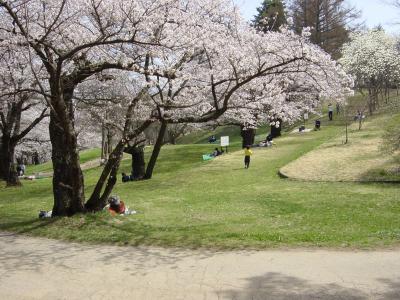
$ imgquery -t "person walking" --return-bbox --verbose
[244,146,253,169]
[328,103,334,121]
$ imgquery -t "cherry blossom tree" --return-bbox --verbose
[0,0,352,215]
[340,30,400,114]
[0,44,48,186]
[0,0,221,215]
[86,24,352,208]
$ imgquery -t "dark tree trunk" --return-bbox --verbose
[49,87,85,217]
[241,126,256,148]
[0,145,5,181]
[169,135,177,145]
[86,118,154,212]
[0,136,20,186]
[145,121,167,179]
[270,118,282,139]
[368,85,379,115]
[130,146,146,180]
[85,142,125,212]
[107,129,113,155]
[33,152,40,165]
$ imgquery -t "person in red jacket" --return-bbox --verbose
[108,196,126,215]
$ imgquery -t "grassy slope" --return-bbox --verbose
[1,120,399,249]
[25,148,102,175]
[177,125,269,145]
[280,113,400,182]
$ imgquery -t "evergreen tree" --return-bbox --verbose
[288,0,361,59]
[252,0,287,32]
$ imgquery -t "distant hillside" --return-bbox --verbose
[177,125,270,145]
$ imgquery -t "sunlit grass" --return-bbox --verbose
[1,118,399,249]
[280,113,400,182]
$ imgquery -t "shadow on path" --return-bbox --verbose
[221,272,400,300]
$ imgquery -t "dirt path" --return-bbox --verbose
[1,233,399,299]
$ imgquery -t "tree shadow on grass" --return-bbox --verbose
[359,167,400,183]
[0,218,58,234]
[220,272,400,300]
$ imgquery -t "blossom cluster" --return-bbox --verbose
[0,0,353,149]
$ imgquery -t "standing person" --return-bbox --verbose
[244,146,253,169]
[328,103,334,121]
[20,163,26,176]
[16,164,22,177]
[336,103,340,115]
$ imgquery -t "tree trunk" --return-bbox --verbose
[368,86,378,115]
[241,126,256,148]
[85,142,125,212]
[270,118,282,139]
[49,87,85,217]
[33,152,40,165]
[0,145,6,181]
[169,135,177,145]
[0,136,20,186]
[145,121,167,179]
[131,146,146,180]
[107,129,113,155]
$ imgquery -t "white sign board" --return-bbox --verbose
[221,136,229,147]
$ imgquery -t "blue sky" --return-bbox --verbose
[233,0,399,34]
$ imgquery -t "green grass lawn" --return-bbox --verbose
[1,115,399,249]
[26,148,102,175]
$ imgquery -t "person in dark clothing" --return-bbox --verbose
[211,148,222,157]
[328,103,333,121]
[121,173,131,183]
[208,135,216,143]
[16,165,22,176]
[315,120,321,130]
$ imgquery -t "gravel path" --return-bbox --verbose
[1,232,399,299]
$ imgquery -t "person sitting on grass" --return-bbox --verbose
[121,172,131,183]
[213,147,222,157]
[315,119,321,130]
[108,196,126,215]
[107,195,137,216]
[266,134,275,147]
[256,135,274,147]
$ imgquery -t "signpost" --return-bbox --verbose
[221,136,229,153]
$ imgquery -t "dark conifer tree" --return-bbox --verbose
[252,0,287,32]
[288,0,361,59]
